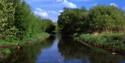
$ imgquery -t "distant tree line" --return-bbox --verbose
[58,6,125,35]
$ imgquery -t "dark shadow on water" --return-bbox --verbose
[58,35,125,63]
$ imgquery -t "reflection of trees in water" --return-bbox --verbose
[89,49,124,63]
[58,36,90,59]
[1,36,55,63]
[58,35,125,63]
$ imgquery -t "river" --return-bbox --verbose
[1,35,125,63]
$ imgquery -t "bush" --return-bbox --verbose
[78,32,125,50]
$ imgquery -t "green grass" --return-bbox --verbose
[77,32,125,51]
[0,32,49,45]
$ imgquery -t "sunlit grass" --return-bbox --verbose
[77,32,125,51]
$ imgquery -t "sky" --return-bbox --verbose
[25,0,125,22]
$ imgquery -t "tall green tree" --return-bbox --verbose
[88,6,125,32]
[0,0,55,40]
[58,8,88,34]
[58,6,125,35]
[0,0,17,37]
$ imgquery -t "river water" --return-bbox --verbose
[1,35,125,63]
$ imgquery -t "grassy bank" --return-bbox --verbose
[75,32,125,52]
[0,32,50,60]
[0,32,49,46]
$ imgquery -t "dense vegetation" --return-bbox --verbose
[58,6,125,34]
[0,0,55,44]
[88,6,125,32]
[58,8,88,34]
[78,32,125,51]
[0,0,55,59]
[58,6,125,52]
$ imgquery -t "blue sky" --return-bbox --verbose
[25,0,125,22]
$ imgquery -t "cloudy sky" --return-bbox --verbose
[25,0,125,22]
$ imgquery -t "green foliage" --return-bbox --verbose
[40,19,55,33]
[88,6,125,32]
[58,6,125,34]
[58,6,125,51]
[58,8,88,34]
[78,32,125,50]
[79,34,96,43]
[0,0,17,37]
[79,33,124,44]
[0,0,54,43]
[0,0,55,59]
[0,0,55,60]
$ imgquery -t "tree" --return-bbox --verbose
[58,8,88,34]
[0,0,17,37]
[14,0,32,39]
[0,0,55,40]
[88,6,125,32]
[41,19,55,33]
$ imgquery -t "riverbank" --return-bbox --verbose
[0,32,50,60]
[0,35,55,63]
[75,32,125,53]
[0,32,50,46]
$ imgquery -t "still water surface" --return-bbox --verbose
[36,37,90,63]
[36,36,125,63]
[1,36,125,63]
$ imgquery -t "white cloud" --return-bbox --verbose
[110,3,118,7]
[56,0,77,8]
[34,8,49,18]
[27,0,78,22]
[34,8,62,22]
[59,10,63,13]
[63,1,77,8]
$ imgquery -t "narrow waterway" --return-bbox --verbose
[36,36,90,63]
[36,37,64,63]
[1,35,125,63]
[35,36,125,63]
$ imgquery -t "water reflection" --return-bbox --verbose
[1,35,125,63]
[58,35,125,63]
[0,35,55,63]
[36,37,63,63]
[58,36,90,60]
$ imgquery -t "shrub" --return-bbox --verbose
[78,32,125,50]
